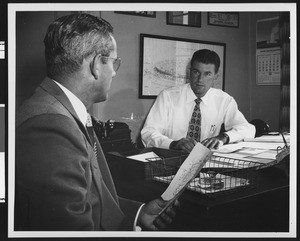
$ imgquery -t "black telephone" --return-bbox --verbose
[250,119,270,137]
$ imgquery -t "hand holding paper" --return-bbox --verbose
[160,143,212,206]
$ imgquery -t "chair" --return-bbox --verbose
[250,119,270,137]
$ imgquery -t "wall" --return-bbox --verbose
[249,12,281,131]
[94,11,252,142]
[16,11,74,108]
[16,11,281,143]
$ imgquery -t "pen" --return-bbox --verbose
[209,125,216,135]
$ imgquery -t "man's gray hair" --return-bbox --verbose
[44,13,114,78]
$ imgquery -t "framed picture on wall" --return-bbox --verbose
[166,11,201,27]
[207,12,239,28]
[139,34,226,98]
[114,11,156,18]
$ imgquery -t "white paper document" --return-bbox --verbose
[161,143,212,201]
[212,143,242,153]
[238,141,286,150]
[127,151,159,162]
[244,134,290,143]
[214,141,286,153]
[251,150,278,160]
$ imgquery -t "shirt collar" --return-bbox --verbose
[201,88,212,106]
[52,79,88,126]
[186,84,198,103]
[186,83,212,106]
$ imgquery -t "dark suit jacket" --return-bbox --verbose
[15,78,142,231]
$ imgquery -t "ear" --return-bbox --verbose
[213,72,219,81]
[90,53,102,80]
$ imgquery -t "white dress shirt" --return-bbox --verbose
[141,83,255,149]
[53,80,88,126]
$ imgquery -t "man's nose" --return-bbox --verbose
[196,73,203,81]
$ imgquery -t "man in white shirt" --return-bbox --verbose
[15,13,178,231]
[141,49,255,153]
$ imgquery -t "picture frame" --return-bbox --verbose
[139,34,226,98]
[166,11,201,28]
[114,11,156,18]
[207,12,239,28]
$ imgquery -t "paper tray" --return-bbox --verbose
[149,155,262,197]
[154,172,251,196]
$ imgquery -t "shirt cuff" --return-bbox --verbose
[162,138,173,149]
[222,132,230,144]
[133,203,145,231]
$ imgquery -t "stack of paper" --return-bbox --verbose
[244,134,290,143]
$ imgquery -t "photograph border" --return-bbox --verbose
[114,11,156,18]
[6,3,297,239]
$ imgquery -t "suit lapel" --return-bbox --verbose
[41,78,125,230]
[40,78,92,145]
[90,129,125,230]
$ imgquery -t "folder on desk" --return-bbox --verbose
[107,147,188,180]
[244,134,290,143]
[211,137,289,169]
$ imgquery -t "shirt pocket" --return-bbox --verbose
[201,122,222,140]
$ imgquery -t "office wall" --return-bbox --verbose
[95,11,252,142]
[16,11,73,108]
[16,11,282,142]
[248,12,281,131]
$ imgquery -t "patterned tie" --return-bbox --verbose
[86,113,123,230]
[187,98,201,142]
[86,113,98,158]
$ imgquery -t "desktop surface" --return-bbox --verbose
[107,150,289,232]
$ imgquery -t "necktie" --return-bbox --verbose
[86,113,123,230]
[187,98,201,142]
[86,113,98,158]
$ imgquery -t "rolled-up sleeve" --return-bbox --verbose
[141,91,174,149]
[223,97,256,143]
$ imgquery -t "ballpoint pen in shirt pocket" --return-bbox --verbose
[209,125,216,137]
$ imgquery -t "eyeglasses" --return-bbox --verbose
[100,56,121,72]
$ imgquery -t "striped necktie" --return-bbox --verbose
[187,98,201,142]
[86,113,98,158]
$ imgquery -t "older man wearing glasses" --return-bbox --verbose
[15,13,179,231]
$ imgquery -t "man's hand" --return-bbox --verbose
[169,138,197,153]
[137,198,180,231]
[201,133,229,149]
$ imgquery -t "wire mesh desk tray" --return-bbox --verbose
[146,154,264,197]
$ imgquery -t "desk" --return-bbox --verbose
[107,152,289,232]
